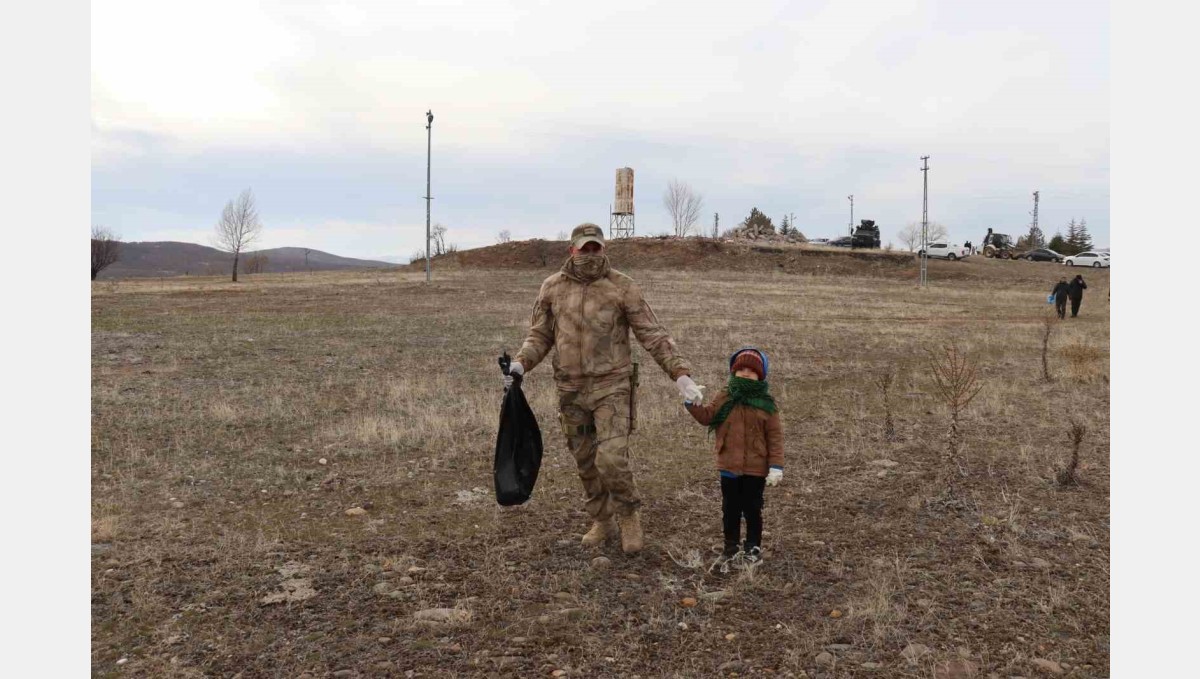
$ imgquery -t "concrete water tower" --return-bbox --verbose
[609,167,635,239]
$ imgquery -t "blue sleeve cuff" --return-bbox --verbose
[770,465,783,470]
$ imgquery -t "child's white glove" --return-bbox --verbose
[504,360,524,389]
[676,375,705,404]
[766,468,783,487]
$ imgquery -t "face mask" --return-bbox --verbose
[572,253,606,278]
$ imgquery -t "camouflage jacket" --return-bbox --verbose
[515,259,691,389]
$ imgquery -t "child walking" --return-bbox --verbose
[684,347,784,566]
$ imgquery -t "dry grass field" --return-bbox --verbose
[92,253,1109,678]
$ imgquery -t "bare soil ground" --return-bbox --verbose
[92,251,1110,678]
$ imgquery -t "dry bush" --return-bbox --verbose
[1056,421,1086,487]
[1040,313,1055,382]
[873,367,900,442]
[926,344,983,496]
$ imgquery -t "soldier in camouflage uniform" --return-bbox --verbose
[505,224,703,553]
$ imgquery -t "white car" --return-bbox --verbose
[918,242,969,260]
[1063,251,1110,268]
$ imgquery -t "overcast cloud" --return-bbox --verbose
[92,0,1108,259]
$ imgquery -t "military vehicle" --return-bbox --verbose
[851,219,881,249]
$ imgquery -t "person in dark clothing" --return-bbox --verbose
[1051,277,1070,319]
[982,228,993,249]
[1067,275,1087,317]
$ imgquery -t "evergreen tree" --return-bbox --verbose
[740,207,775,233]
[779,215,790,236]
[1060,219,1081,255]
[1048,232,1067,253]
[1074,218,1093,252]
[1025,224,1046,249]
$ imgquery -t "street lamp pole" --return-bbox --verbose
[425,109,434,284]
[848,195,854,235]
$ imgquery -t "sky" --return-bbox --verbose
[91,0,1109,260]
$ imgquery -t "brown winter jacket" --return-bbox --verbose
[515,257,691,389]
[685,390,784,477]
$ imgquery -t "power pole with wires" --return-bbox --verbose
[919,156,930,287]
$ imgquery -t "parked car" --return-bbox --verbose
[829,236,853,248]
[1063,251,1110,268]
[809,237,831,244]
[918,242,969,260]
[1018,248,1064,263]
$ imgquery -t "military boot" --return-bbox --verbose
[581,517,617,547]
[617,510,644,553]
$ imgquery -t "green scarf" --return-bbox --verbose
[709,376,776,433]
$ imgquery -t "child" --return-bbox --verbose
[684,347,784,565]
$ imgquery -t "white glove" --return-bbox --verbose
[676,375,705,404]
[504,360,524,389]
[766,468,783,487]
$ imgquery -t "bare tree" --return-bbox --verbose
[497,229,512,244]
[431,223,448,256]
[556,230,568,241]
[663,180,704,237]
[242,254,268,275]
[213,189,263,282]
[901,221,949,252]
[303,248,312,273]
[91,225,121,280]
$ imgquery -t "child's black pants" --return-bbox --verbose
[720,475,766,549]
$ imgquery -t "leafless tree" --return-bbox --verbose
[556,230,568,241]
[431,223,448,256]
[900,221,949,252]
[213,189,263,282]
[497,229,512,244]
[91,225,121,280]
[242,254,268,275]
[303,248,312,273]
[663,180,704,237]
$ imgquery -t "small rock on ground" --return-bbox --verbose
[718,660,745,672]
[591,556,611,569]
[413,608,472,624]
[815,652,835,666]
[344,507,367,516]
[1030,658,1064,675]
[933,658,979,679]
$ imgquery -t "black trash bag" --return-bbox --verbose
[493,353,543,506]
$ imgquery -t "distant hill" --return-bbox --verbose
[98,241,398,279]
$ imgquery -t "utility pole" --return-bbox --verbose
[1031,190,1040,239]
[424,109,434,283]
[848,195,854,235]
[713,212,719,239]
[919,156,930,287]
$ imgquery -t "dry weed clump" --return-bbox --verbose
[1059,338,1107,383]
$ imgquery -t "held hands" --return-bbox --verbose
[504,360,524,389]
[766,468,783,487]
[676,375,705,404]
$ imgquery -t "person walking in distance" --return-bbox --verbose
[506,223,702,554]
[1068,274,1088,318]
[1051,277,1070,320]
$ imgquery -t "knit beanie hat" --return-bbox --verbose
[730,349,765,380]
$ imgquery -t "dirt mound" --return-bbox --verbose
[408,237,919,279]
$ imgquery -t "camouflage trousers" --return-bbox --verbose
[557,381,639,520]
